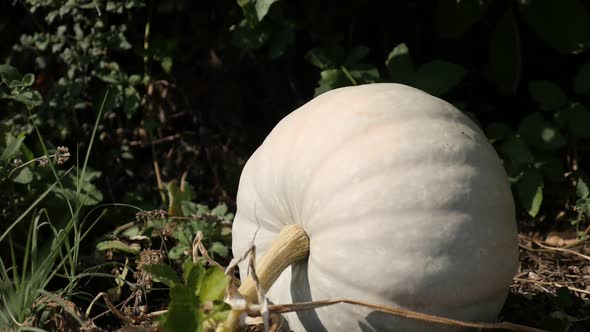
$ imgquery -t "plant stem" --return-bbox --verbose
[341,66,358,85]
[218,224,309,332]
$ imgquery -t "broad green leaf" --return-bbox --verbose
[200,266,229,302]
[528,81,567,111]
[181,201,210,218]
[21,73,35,87]
[577,178,589,198]
[211,203,228,217]
[210,242,229,258]
[174,226,193,247]
[13,166,33,184]
[10,90,43,110]
[409,60,466,97]
[255,0,280,21]
[0,64,22,84]
[518,113,565,150]
[385,43,414,84]
[499,137,533,165]
[518,0,590,54]
[142,264,181,287]
[435,0,490,38]
[183,259,205,292]
[573,61,590,95]
[489,10,521,95]
[181,201,199,217]
[305,46,344,70]
[167,180,195,217]
[1,132,25,162]
[159,284,201,332]
[515,168,544,217]
[314,69,350,96]
[348,65,380,83]
[168,245,188,260]
[52,171,103,206]
[96,240,141,254]
[486,122,513,142]
[123,86,140,118]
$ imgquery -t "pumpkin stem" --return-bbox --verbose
[218,224,309,332]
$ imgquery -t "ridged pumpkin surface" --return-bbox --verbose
[232,83,518,331]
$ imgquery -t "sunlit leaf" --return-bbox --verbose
[515,168,544,217]
[385,43,414,84]
[200,266,229,302]
[13,167,33,184]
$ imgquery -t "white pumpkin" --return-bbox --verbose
[231,83,518,331]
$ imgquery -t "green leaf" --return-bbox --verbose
[305,46,344,70]
[210,242,229,258]
[142,264,181,287]
[314,69,350,96]
[409,60,466,97]
[183,259,205,292]
[96,240,141,254]
[489,10,521,95]
[528,81,567,111]
[236,0,258,24]
[211,203,228,217]
[486,122,513,142]
[385,43,414,84]
[159,284,201,332]
[123,86,140,118]
[0,64,22,84]
[10,90,43,110]
[515,168,544,217]
[435,0,490,38]
[348,65,380,83]
[167,180,195,216]
[499,137,534,165]
[518,113,565,150]
[1,132,25,162]
[255,0,280,21]
[168,245,188,260]
[21,73,35,87]
[200,266,229,302]
[13,166,33,184]
[577,178,589,198]
[174,226,193,247]
[181,201,210,218]
[52,171,103,206]
[573,61,590,95]
[518,0,590,54]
